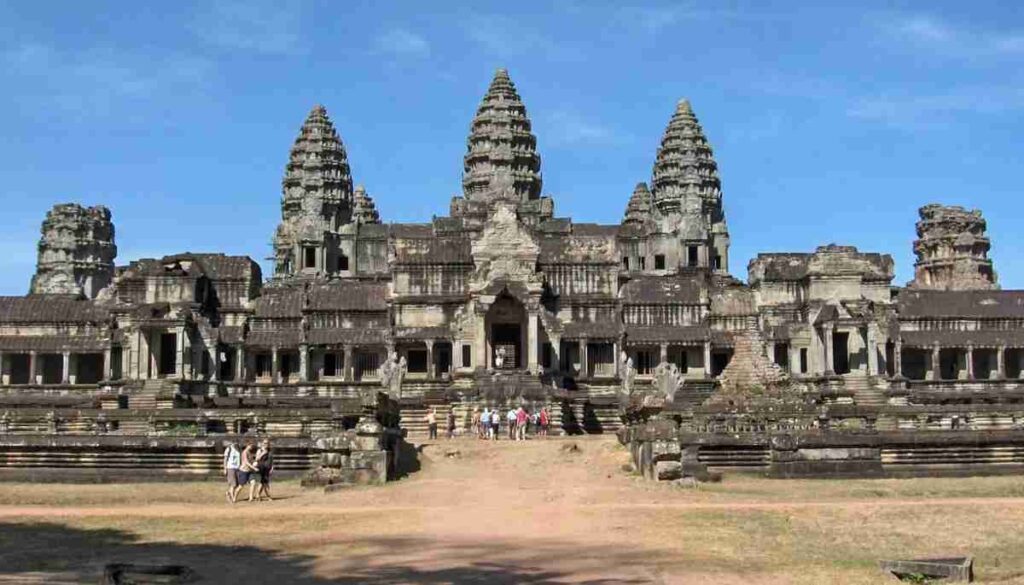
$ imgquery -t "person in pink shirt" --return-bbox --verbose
[515,407,528,441]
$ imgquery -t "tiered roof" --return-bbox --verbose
[650,99,722,218]
[281,104,353,224]
[462,69,542,202]
[622,182,653,225]
[351,185,381,225]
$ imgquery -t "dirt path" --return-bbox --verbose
[4,436,1024,584]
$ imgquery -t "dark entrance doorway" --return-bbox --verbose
[486,292,526,370]
[491,323,521,369]
[832,331,850,375]
[158,333,177,377]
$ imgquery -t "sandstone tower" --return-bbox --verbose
[451,68,552,228]
[909,203,998,290]
[29,203,116,299]
[272,104,380,278]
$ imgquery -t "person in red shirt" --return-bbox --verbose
[539,407,549,437]
[515,407,528,441]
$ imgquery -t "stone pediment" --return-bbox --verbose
[470,201,541,294]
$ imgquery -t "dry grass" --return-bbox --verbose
[2,437,1024,583]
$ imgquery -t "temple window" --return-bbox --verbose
[621,256,629,270]
[462,345,472,368]
[304,247,317,269]
[654,255,666,270]
[406,349,427,373]
[338,253,349,272]
[687,246,699,267]
[635,349,655,375]
[324,353,338,377]
[639,256,646,270]
[799,348,808,374]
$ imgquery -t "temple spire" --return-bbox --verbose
[650,98,721,219]
[280,104,353,225]
[352,185,381,225]
[462,68,542,203]
[622,182,653,225]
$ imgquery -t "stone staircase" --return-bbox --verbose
[127,379,179,410]
[843,376,887,407]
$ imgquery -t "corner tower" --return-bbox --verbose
[272,105,360,277]
[909,203,998,290]
[30,203,116,299]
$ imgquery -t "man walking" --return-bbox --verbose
[516,407,528,441]
[426,408,438,440]
[222,440,241,503]
[506,407,517,440]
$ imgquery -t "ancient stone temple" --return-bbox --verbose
[3,68,1024,481]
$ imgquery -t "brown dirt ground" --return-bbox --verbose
[2,435,1024,584]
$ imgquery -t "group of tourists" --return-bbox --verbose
[222,439,274,503]
[424,406,550,441]
[472,406,549,440]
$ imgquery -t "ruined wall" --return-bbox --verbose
[29,203,116,299]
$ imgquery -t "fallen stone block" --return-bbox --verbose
[879,557,973,582]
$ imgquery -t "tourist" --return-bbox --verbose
[426,408,438,440]
[480,407,490,440]
[516,407,528,441]
[222,440,241,503]
[539,407,549,437]
[255,438,274,501]
[471,408,481,439]
[506,407,517,440]
[236,442,259,503]
[490,409,500,440]
[446,408,456,439]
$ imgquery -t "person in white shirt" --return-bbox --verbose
[506,408,517,440]
[222,441,241,503]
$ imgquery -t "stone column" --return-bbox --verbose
[210,345,220,383]
[930,344,940,381]
[787,344,800,375]
[659,343,668,364]
[343,345,353,382]
[426,340,435,379]
[613,341,620,377]
[866,324,879,376]
[527,311,539,374]
[965,346,975,381]
[894,339,903,378]
[579,338,588,378]
[476,314,487,369]
[29,350,38,385]
[61,351,70,384]
[703,341,713,379]
[823,324,835,376]
[550,336,561,373]
[236,347,245,381]
[175,329,186,379]
[997,346,1007,380]
[298,344,309,382]
[271,347,280,384]
[69,353,78,384]
[102,347,112,381]
[0,351,6,385]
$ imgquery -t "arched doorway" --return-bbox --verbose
[486,293,526,370]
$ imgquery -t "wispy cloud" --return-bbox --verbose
[540,110,620,147]
[462,13,578,60]
[191,0,303,55]
[2,42,210,118]
[374,28,430,58]
[881,13,1024,58]
[847,86,1024,128]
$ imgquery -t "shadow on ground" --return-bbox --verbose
[0,522,674,584]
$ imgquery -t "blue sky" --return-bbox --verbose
[1,1,1022,294]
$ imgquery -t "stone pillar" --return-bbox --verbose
[613,341,620,377]
[703,341,712,380]
[0,351,6,385]
[997,346,1007,380]
[236,347,245,381]
[29,350,38,385]
[210,345,220,383]
[61,351,71,384]
[343,345,353,382]
[659,343,668,364]
[271,347,280,384]
[966,346,975,381]
[527,312,539,374]
[823,324,835,376]
[69,353,78,384]
[426,340,435,379]
[894,339,903,378]
[579,338,588,378]
[102,347,112,381]
[175,328,186,379]
[476,315,487,369]
[550,336,561,373]
[930,344,940,381]
[299,344,309,382]
[866,324,879,376]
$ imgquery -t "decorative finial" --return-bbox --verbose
[676,99,692,114]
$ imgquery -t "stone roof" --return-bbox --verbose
[252,289,304,319]
[392,236,473,265]
[0,334,108,352]
[561,321,622,340]
[749,245,894,284]
[462,69,542,202]
[0,296,108,324]
[307,328,388,345]
[624,325,707,344]
[307,282,388,312]
[900,329,1024,348]
[898,290,1024,319]
[247,329,302,348]
[620,276,705,304]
